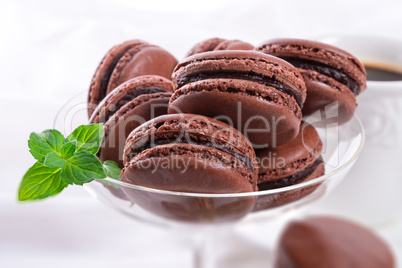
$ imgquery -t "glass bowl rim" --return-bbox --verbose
[100,115,365,198]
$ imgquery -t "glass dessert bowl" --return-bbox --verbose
[88,115,363,222]
[55,92,365,267]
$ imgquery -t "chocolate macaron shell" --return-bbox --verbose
[123,113,257,169]
[168,79,301,147]
[186,38,254,57]
[275,216,396,268]
[88,40,150,117]
[256,123,323,183]
[214,40,254,51]
[90,75,174,125]
[100,92,172,168]
[122,143,256,193]
[173,50,307,105]
[106,46,178,94]
[120,188,256,223]
[186,38,225,57]
[256,38,367,92]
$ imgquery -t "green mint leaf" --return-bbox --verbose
[100,161,121,189]
[18,162,68,201]
[43,152,66,168]
[66,124,104,154]
[28,130,65,163]
[102,161,122,181]
[60,141,76,158]
[61,151,106,185]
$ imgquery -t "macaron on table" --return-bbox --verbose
[47,37,376,267]
[275,216,395,268]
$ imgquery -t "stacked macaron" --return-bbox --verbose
[253,123,325,211]
[87,40,178,117]
[89,75,174,168]
[256,38,367,123]
[122,114,258,194]
[169,50,306,147]
[87,37,366,210]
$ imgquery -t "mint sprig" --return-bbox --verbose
[102,160,122,181]
[18,124,122,201]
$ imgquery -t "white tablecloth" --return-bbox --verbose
[1,0,401,267]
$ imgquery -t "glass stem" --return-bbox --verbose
[193,231,216,268]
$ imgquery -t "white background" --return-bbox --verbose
[1,0,401,267]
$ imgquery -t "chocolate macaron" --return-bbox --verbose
[90,75,174,168]
[276,216,396,268]
[253,123,325,211]
[186,37,254,57]
[256,38,367,123]
[122,113,258,193]
[120,113,258,221]
[169,50,306,148]
[256,123,324,190]
[88,40,178,117]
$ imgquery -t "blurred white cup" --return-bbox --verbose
[310,35,402,226]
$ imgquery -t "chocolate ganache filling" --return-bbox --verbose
[258,157,323,191]
[99,50,131,102]
[283,58,360,95]
[104,87,167,122]
[117,87,167,109]
[176,72,304,109]
[129,133,255,172]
